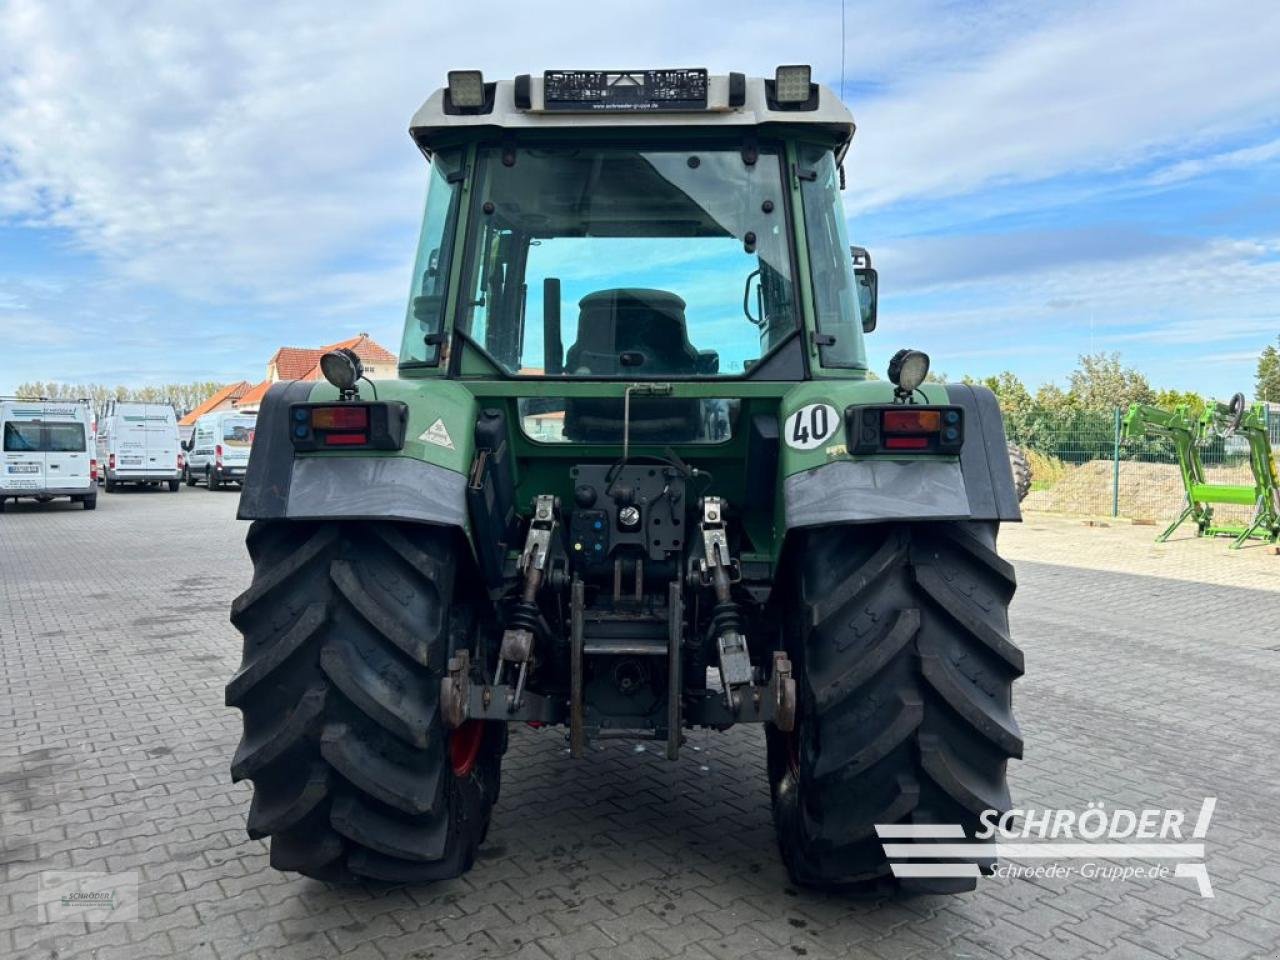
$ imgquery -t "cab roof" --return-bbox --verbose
[409,72,855,157]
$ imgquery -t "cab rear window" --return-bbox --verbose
[47,424,87,452]
[3,422,41,452]
[2,422,86,452]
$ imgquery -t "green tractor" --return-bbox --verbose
[226,67,1024,891]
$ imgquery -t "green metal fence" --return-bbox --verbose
[1013,406,1275,523]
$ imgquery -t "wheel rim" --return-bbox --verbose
[449,720,484,777]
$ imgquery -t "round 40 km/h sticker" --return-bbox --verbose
[784,403,839,450]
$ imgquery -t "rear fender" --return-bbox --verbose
[777,380,1020,533]
[238,379,477,534]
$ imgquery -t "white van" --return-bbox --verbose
[96,401,182,492]
[0,398,97,512]
[184,410,257,489]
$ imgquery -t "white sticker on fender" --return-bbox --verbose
[419,418,454,449]
[784,403,839,450]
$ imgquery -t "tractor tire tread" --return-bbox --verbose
[226,520,500,883]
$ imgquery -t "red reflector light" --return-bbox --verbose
[311,406,369,430]
[884,436,930,450]
[323,432,369,446]
[882,409,941,433]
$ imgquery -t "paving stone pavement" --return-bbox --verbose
[1,490,1278,960]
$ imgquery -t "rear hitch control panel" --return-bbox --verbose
[566,464,686,569]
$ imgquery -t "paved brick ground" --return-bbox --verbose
[2,490,1278,960]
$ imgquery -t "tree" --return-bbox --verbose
[1257,337,1280,404]
[962,371,1035,442]
[1153,389,1207,420]
[1067,352,1154,413]
[11,380,224,416]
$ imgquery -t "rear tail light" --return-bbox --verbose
[177,452,185,469]
[847,404,964,455]
[882,409,941,433]
[289,402,409,452]
[90,459,98,481]
[215,444,223,465]
[108,453,116,470]
[311,406,369,430]
[884,436,931,450]
[323,432,372,446]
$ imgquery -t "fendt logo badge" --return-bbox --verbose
[877,798,1217,897]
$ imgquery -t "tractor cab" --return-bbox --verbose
[400,67,874,390]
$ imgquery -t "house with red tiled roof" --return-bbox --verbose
[236,334,397,413]
[267,347,326,381]
[233,379,273,411]
[178,381,251,436]
[265,334,396,384]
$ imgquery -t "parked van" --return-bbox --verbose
[96,401,182,492]
[0,398,97,511]
[184,411,256,489]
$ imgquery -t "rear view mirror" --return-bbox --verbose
[851,246,878,333]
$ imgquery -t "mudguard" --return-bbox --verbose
[237,379,476,530]
[778,381,1021,530]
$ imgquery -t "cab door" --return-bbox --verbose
[146,405,178,475]
[190,422,212,470]
[44,419,90,489]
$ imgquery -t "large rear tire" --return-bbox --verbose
[226,520,503,882]
[767,521,1022,892]
[1007,444,1032,503]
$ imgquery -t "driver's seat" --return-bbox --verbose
[562,288,712,442]
[565,289,715,376]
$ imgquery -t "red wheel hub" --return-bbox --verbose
[449,720,484,777]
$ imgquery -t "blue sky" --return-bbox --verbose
[1,0,1278,398]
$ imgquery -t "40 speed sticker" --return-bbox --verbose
[784,403,839,450]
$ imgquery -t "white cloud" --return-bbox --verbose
[0,0,923,305]
[1145,136,1280,186]
[848,0,1280,210]
[0,0,1209,306]
[870,233,1280,394]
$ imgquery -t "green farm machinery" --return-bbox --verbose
[1121,395,1280,548]
[225,66,1025,892]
